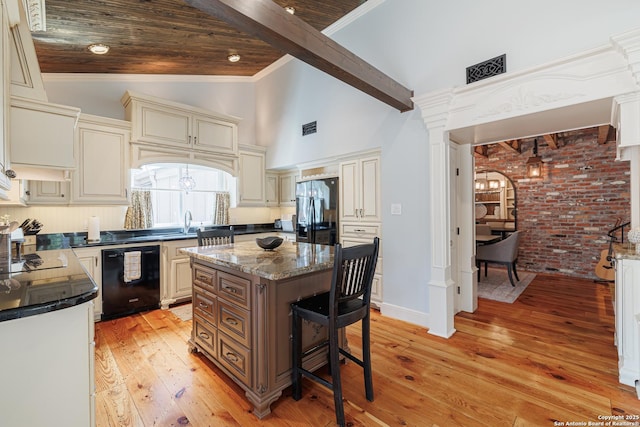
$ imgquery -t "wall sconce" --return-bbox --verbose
[526,138,543,178]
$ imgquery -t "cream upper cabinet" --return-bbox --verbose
[279,171,298,206]
[339,155,381,223]
[10,97,80,170]
[265,173,278,206]
[122,91,239,156]
[71,114,131,205]
[27,180,69,204]
[237,146,265,206]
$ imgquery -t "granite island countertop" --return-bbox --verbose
[180,240,334,281]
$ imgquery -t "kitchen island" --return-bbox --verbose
[180,240,343,418]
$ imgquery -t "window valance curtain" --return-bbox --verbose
[213,192,230,225]
[124,190,154,229]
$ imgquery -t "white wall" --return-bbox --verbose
[43,76,258,147]
[255,0,640,319]
[39,0,640,322]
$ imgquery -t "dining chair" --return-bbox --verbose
[476,230,521,286]
[196,226,234,246]
[291,237,380,427]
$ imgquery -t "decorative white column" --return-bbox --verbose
[414,89,456,338]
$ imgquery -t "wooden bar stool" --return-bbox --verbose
[291,237,380,427]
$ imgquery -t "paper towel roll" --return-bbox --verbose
[88,216,100,242]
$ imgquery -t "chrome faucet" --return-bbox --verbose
[184,210,192,234]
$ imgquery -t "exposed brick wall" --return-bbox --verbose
[474,127,630,279]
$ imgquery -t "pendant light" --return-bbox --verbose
[179,164,196,193]
[526,139,543,178]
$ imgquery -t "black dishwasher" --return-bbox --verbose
[101,245,160,320]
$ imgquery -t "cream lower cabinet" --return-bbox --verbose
[73,246,103,321]
[339,155,381,223]
[341,223,382,307]
[161,239,198,308]
[614,255,640,395]
[0,302,96,427]
[71,114,131,205]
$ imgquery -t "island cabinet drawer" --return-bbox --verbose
[193,264,216,293]
[194,316,217,354]
[217,271,251,310]
[217,300,251,348]
[194,288,217,323]
[218,332,252,387]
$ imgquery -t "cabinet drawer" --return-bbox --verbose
[194,317,217,354]
[218,332,252,387]
[193,263,216,293]
[342,223,380,237]
[217,271,251,309]
[194,288,217,322]
[218,299,251,348]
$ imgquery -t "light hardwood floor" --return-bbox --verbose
[95,273,640,426]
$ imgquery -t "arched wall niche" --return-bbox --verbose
[474,169,517,232]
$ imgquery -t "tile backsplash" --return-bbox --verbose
[0,205,294,234]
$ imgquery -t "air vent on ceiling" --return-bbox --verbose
[302,121,317,136]
[466,54,506,84]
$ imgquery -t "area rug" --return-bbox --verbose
[169,303,192,321]
[477,267,536,303]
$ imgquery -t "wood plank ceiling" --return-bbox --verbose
[30,0,366,77]
[474,125,617,157]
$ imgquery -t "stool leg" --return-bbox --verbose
[362,314,374,401]
[291,309,302,401]
[329,323,345,427]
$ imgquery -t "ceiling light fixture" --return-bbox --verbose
[227,53,241,63]
[178,164,196,193]
[526,138,543,178]
[88,44,110,55]
[284,6,295,14]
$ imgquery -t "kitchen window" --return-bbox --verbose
[131,163,235,228]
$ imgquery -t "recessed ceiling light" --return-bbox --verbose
[227,53,241,63]
[284,6,295,14]
[88,44,110,55]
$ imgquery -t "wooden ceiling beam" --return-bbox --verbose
[497,140,521,153]
[598,125,616,144]
[474,145,488,157]
[185,0,414,112]
[542,134,558,149]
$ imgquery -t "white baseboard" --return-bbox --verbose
[379,302,429,329]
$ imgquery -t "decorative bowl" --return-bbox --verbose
[256,236,283,250]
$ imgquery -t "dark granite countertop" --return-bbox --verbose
[0,249,98,322]
[36,223,290,250]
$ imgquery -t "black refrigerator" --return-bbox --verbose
[296,177,339,245]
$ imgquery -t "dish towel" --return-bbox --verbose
[124,251,141,283]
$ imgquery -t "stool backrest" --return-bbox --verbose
[197,226,235,246]
[330,237,379,315]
